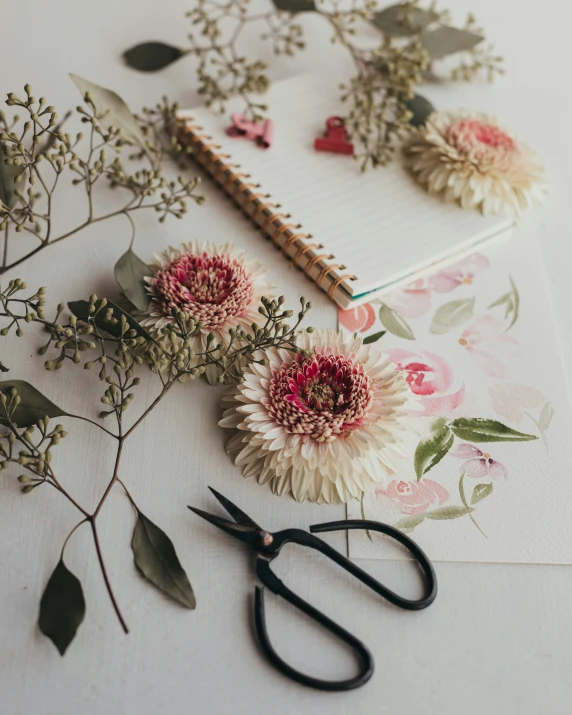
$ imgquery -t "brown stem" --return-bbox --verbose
[90,519,129,634]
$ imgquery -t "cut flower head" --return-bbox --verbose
[220,329,417,503]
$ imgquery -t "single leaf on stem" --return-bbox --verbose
[38,558,86,656]
[0,379,67,428]
[414,423,454,480]
[471,483,493,505]
[429,297,475,335]
[363,330,386,345]
[450,417,537,443]
[421,26,484,60]
[425,505,474,520]
[394,513,426,530]
[69,74,148,151]
[378,303,415,340]
[68,299,153,341]
[404,94,435,128]
[538,402,555,432]
[123,42,186,72]
[132,510,196,609]
[114,249,151,312]
[271,0,317,13]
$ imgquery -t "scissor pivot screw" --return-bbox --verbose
[258,530,274,547]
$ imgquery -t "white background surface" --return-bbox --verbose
[0,1,571,714]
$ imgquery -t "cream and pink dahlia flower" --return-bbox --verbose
[219,329,417,503]
[404,110,546,217]
[141,241,274,353]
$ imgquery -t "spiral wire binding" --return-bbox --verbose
[179,121,357,302]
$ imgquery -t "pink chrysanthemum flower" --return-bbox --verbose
[219,329,417,503]
[141,241,274,356]
[404,110,546,217]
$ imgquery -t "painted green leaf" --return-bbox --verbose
[378,303,415,340]
[372,4,439,36]
[0,142,26,209]
[404,94,435,128]
[272,0,317,13]
[487,291,511,310]
[421,26,484,60]
[69,74,147,151]
[132,510,196,609]
[395,513,426,530]
[539,402,555,432]
[450,417,537,443]
[114,249,151,312]
[38,558,86,656]
[425,505,474,520]
[429,297,475,335]
[0,380,67,428]
[123,42,186,73]
[471,483,493,505]
[414,424,454,480]
[505,277,519,331]
[68,299,152,341]
[363,330,386,345]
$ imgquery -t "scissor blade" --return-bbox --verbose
[188,506,258,546]
[208,486,262,530]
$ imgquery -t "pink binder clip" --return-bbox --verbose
[314,116,354,156]
[226,113,274,149]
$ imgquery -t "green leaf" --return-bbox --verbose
[471,483,493,505]
[123,42,186,73]
[378,303,415,340]
[132,510,196,609]
[429,297,475,335]
[539,402,554,432]
[414,424,454,480]
[404,94,435,128]
[0,360,9,373]
[68,299,152,341]
[487,291,511,310]
[372,4,439,36]
[38,558,86,656]
[505,276,519,331]
[450,418,537,443]
[271,0,317,13]
[69,74,147,151]
[0,380,67,428]
[425,505,474,520]
[395,513,426,530]
[114,249,151,312]
[363,330,386,345]
[0,142,26,209]
[421,26,484,60]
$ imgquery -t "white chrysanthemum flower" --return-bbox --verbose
[141,241,274,356]
[403,110,546,217]
[219,329,417,504]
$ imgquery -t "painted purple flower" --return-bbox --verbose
[450,443,508,479]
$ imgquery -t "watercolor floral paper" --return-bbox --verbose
[339,236,572,564]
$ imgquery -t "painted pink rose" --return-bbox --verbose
[383,279,432,319]
[458,315,518,378]
[338,303,376,333]
[428,254,490,293]
[450,443,508,479]
[377,479,449,515]
[385,348,465,417]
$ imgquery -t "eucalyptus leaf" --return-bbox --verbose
[421,26,484,60]
[38,558,86,656]
[450,417,537,443]
[69,74,147,151]
[272,0,317,13]
[404,94,435,128]
[114,249,151,312]
[378,303,415,340]
[425,505,473,520]
[0,379,67,428]
[471,482,493,505]
[539,402,555,432]
[0,142,26,209]
[372,4,439,36]
[0,360,9,373]
[363,330,386,345]
[123,42,186,73]
[414,424,454,480]
[132,510,196,609]
[429,297,475,335]
[68,299,152,341]
[395,513,426,530]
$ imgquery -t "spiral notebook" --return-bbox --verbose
[177,74,513,309]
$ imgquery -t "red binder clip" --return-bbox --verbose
[226,113,274,149]
[314,116,354,156]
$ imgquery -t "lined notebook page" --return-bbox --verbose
[185,74,512,300]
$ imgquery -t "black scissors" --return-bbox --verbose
[189,487,437,692]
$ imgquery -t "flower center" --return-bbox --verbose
[150,251,254,330]
[458,337,468,346]
[446,119,517,163]
[267,351,375,442]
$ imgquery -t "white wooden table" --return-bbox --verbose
[1,1,571,713]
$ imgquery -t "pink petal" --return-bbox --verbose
[417,385,465,418]
[451,444,483,459]
[428,271,462,293]
[423,478,449,505]
[384,289,432,319]
[487,460,508,480]
[463,458,489,479]
[471,348,506,378]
